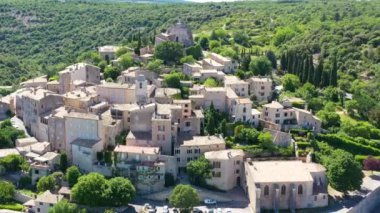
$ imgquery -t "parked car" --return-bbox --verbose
[172,208,179,213]
[204,198,217,205]
[143,203,156,213]
[216,208,222,213]
[225,209,232,213]
[162,205,169,213]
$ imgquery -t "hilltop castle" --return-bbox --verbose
[155,21,194,47]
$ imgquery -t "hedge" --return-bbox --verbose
[0,203,25,211]
[316,134,380,156]
[296,142,311,149]
[354,155,380,165]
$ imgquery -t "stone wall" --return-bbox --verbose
[14,191,33,203]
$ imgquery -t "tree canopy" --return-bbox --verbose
[154,41,184,64]
[169,184,200,211]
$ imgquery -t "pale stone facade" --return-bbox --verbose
[58,63,101,94]
[175,135,225,168]
[205,149,245,191]
[261,101,321,133]
[243,160,328,212]
[224,75,248,97]
[155,21,194,47]
[247,77,273,102]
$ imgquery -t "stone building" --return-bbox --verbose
[155,21,194,47]
[243,160,328,212]
[205,149,245,191]
[247,77,273,102]
[58,63,101,94]
[175,135,225,168]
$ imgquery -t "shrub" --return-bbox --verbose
[297,142,311,149]
[164,173,175,187]
[316,134,380,156]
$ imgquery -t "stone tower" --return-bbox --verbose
[135,74,147,105]
[166,21,194,47]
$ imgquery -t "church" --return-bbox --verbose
[155,21,194,47]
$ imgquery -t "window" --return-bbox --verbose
[50,204,53,207]
[139,82,142,89]
[177,158,180,162]
[261,86,265,90]
[298,185,303,195]
[187,157,191,162]
[35,170,39,174]
[37,208,40,212]
[236,160,240,165]
[212,171,221,178]
[275,113,280,118]
[275,120,280,124]
[235,169,240,174]
[264,185,269,196]
[284,112,288,117]
[213,161,221,168]
[314,196,317,201]
[243,107,246,113]
[184,109,188,113]
[162,135,165,140]
[186,122,191,127]
[243,116,246,122]
[175,149,180,154]
[157,135,160,140]
[323,195,326,199]
[281,185,286,195]
[185,104,188,107]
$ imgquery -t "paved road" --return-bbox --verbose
[124,197,250,213]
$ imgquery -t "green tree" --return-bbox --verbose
[203,77,219,87]
[314,56,323,87]
[115,47,128,58]
[266,50,277,69]
[186,157,211,187]
[37,175,56,192]
[0,154,26,171]
[199,37,209,50]
[249,57,272,76]
[241,55,251,71]
[154,41,183,64]
[164,71,182,89]
[60,153,68,173]
[66,166,82,187]
[206,111,216,135]
[209,40,221,50]
[325,150,363,194]
[118,54,133,70]
[71,173,108,206]
[0,180,15,203]
[258,132,274,150]
[103,66,120,81]
[169,184,200,212]
[147,59,163,73]
[330,56,338,87]
[105,177,135,206]
[282,74,301,92]
[317,110,341,129]
[180,55,196,64]
[219,119,227,137]
[186,45,203,60]
[49,200,86,213]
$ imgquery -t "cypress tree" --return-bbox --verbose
[321,70,330,88]
[280,52,287,71]
[302,57,309,84]
[330,56,338,87]
[314,56,324,87]
[308,55,315,84]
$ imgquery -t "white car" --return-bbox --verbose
[204,198,217,205]
[216,208,222,213]
[162,205,169,213]
[225,209,232,213]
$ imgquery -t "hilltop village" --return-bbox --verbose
[0,21,371,213]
